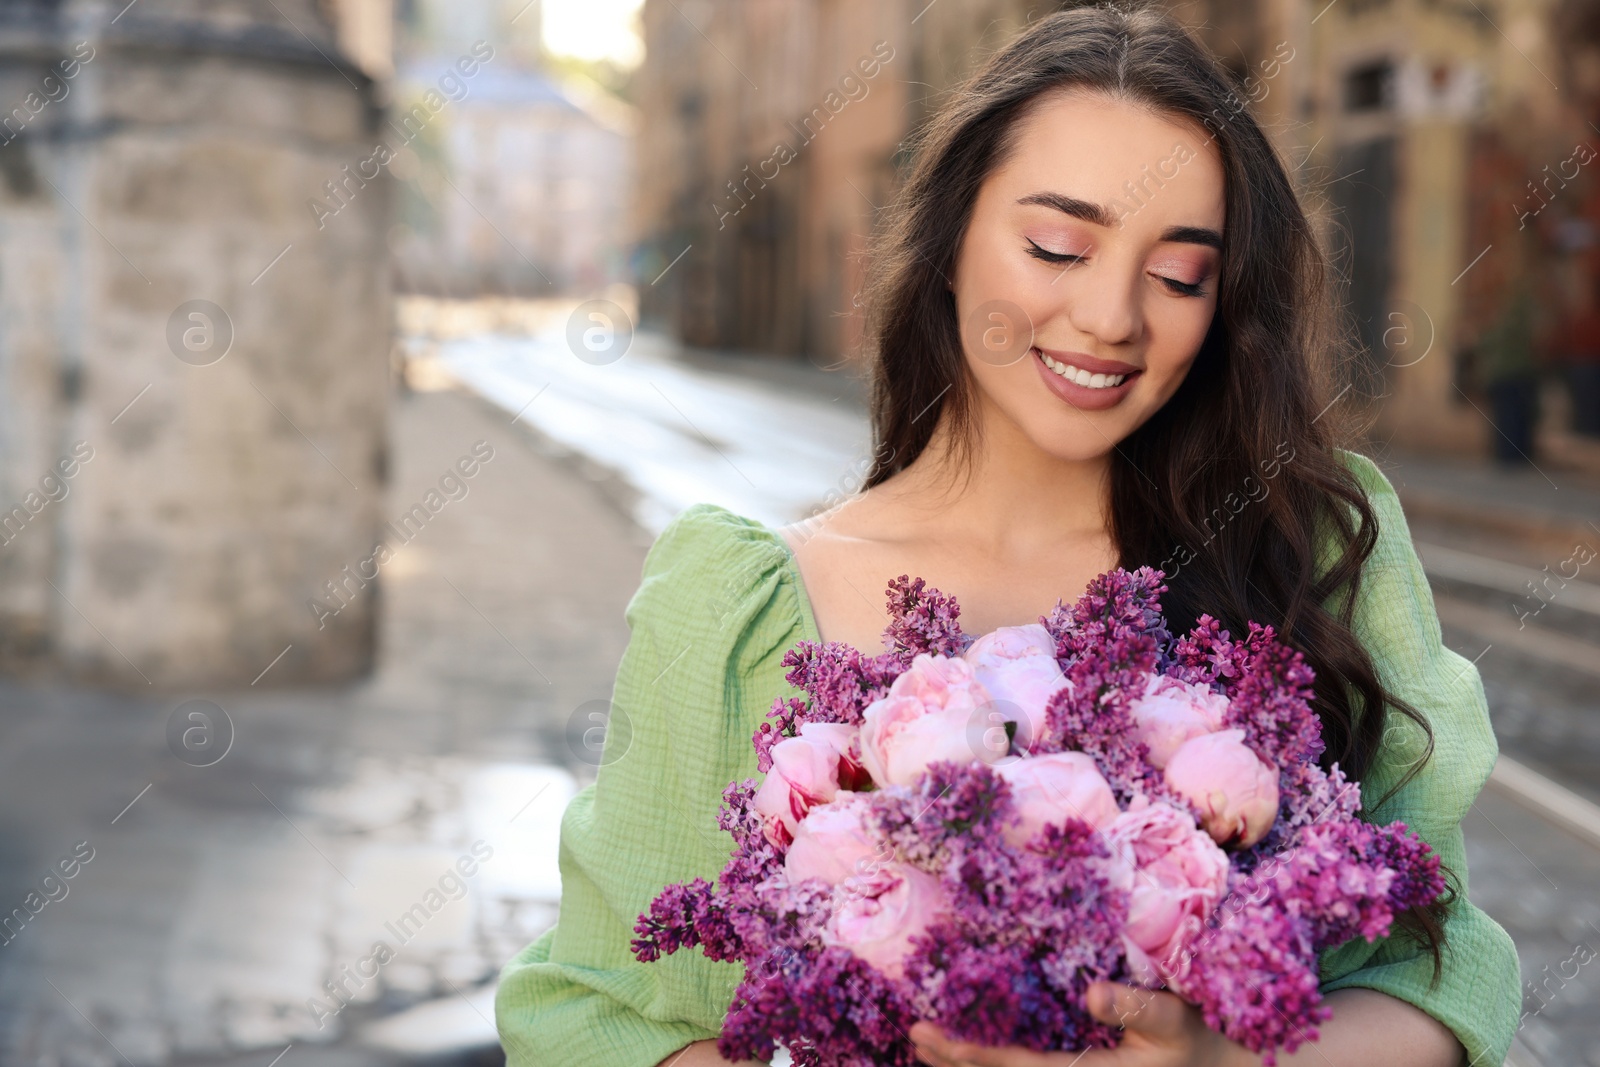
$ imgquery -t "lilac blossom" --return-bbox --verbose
[882,574,970,661]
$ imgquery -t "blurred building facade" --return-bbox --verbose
[0,0,391,687]
[634,0,936,359]
[389,0,635,296]
[635,0,1600,460]
[1265,0,1600,458]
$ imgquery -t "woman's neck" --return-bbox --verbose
[883,397,1113,560]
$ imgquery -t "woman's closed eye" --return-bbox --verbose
[1028,237,1212,297]
[1024,237,1086,264]
[1156,273,1207,298]
[1149,254,1215,298]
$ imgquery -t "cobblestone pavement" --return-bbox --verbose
[1430,571,1600,1066]
[0,383,650,1066]
[1464,792,1600,1066]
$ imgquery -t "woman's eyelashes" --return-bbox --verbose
[1025,236,1214,298]
[1157,274,1207,298]
[1024,237,1084,265]
[1148,256,1213,297]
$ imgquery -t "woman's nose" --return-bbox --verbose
[1065,266,1144,347]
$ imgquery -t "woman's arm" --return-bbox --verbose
[1264,989,1462,1067]
[495,505,818,1067]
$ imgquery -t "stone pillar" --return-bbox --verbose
[0,0,390,687]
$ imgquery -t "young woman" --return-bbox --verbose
[496,6,1520,1066]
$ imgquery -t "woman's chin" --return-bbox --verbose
[1018,420,1129,464]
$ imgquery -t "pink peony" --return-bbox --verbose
[978,659,1069,751]
[1102,799,1230,989]
[823,862,949,980]
[964,624,1066,748]
[1128,673,1230,769]
[859,654,1005,788]
[1163,728,1280,849]
[964,623,1057,666]
[997,752,1120,848]
[785,796,890,886]
[753,722,868,848]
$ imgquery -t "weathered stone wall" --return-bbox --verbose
[0,0,390,687]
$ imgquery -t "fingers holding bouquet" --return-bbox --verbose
[630,571,1446,1067]
[911,983,1228,1067]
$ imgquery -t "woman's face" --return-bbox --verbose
[950,89,1226,461]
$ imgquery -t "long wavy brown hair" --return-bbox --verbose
[860,3,1450,975]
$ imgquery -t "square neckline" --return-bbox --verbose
[768,522,824,647]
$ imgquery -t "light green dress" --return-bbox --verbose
[494,450,1521,1067]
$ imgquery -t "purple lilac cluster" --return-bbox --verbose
[893,769,1127,1053]
[631,569,1445,1066]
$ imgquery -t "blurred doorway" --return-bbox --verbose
[1331,135,1398,398]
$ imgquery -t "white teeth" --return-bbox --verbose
[1039,352,1128,389]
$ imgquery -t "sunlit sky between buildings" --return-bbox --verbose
[542,0,645,67]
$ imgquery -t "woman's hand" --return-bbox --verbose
[910,985,1465,1067]
[909,982,1243,1067]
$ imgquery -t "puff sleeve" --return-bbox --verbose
[1316,451,1521,1066]
[495,504,818,1067]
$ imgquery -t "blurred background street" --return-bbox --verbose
[1,0,1599,1064]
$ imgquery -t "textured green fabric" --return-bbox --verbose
[495,450,1520,1067]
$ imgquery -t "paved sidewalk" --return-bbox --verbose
[0,383,648,1066]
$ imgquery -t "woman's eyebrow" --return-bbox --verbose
[1017,191,1223,250]
[1017,191,1115,226]
[1159,225,1223,250]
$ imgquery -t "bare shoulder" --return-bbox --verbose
[775,488,923,649]
[778,485,921,562]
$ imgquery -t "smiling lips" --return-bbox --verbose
[1030,346,1143,410]
[1038,351,1132,389]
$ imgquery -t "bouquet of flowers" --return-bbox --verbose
[632,568,1443,1066]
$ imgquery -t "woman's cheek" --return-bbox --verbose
[1144,298,1215,390]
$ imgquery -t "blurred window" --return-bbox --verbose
[1344,59,1395,112]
